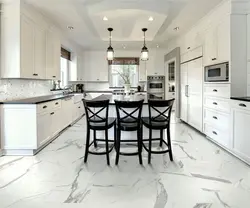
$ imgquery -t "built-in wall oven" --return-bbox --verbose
[147,76,165,100]
[205,62,229,82]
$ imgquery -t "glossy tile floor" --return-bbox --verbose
[0,116,250,208]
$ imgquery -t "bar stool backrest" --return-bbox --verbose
[115,100,144,128]
[83,99,110,126]
[148,99,175,125]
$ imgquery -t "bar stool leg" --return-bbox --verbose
[105,129,110,166]
[115,129,121,165]
[148,129,152,164]
[137,127,143,165]
[114,123,117,149]
[84,128,90,163]
[167,127,173,161]
[160,129,163,147]
[93,130,97,148]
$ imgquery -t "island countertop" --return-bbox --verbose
[85,93,148,105]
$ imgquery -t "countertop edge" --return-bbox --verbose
[0,94,74,105]
[230,97,250,102]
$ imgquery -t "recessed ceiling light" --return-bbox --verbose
[103,16,108,21]
[174,27,180,31]
[67,26,74,30]
[156,44,159,48]
[149,16,154,21]
[123,45,126,49]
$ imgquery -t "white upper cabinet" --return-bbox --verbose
[217,17,230,63]
[34,26,46,79]
[46,30,61,80]
[203,16,230,66]
[203,26,218,66]
[1,2,61,80]
[247,14,250,62]
[20,15,35,79]
[82,51,108,82]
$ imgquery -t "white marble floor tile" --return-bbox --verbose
[0,117,250,208]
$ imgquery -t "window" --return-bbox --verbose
[109,57,139,88]
[60,48,71,88]
[60,57,69,88]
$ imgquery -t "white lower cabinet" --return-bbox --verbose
[231,100,250,164]
[2,96,85,155]
[37,112,51,147]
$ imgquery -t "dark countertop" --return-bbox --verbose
[231,97,250,102]
[0,94,74,104]
[84,90,147,93]
[85,93,148,105]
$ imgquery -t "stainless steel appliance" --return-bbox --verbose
[205,62,229,82]
[147,76,165,100]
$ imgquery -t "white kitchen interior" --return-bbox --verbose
[0,0,250,207]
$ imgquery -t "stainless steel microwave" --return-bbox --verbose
[205,62,229,82]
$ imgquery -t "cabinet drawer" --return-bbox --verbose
[37,102,52,114]
[204,108,229,131]
[52,100,61,109]
[204,84,230,98]
[204,123,230,148]
[231,100,250,111]
[204,97,230,113]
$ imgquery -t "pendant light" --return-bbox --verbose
[107,28,114,61]
[141,28,149,61]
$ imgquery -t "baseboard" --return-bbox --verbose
[206,136,250,167]
[4,149,34,156]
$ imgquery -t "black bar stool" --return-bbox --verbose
[142,99,175,164]
[83,99,116,165]
[114,100,144,165]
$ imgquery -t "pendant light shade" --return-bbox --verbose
[107,28,114,61]
[141,28,149,61]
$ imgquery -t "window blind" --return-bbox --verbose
[61,48,71,61]
[108,57,139,65]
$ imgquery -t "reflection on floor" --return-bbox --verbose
[0,116,250,208]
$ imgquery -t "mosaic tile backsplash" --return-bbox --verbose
[0,79,55,101]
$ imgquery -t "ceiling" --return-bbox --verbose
[24,0,224,50]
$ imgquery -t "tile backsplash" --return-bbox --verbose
[0,79,54,101]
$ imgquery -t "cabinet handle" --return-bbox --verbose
[50,112,55,115]
[33,73,38,76]
[187,47,191,50]
[212,58,217,61]
[78,107,81,109]
[213,89,217,92]
[239,103,247,107]
[43,105,47,109]
[97,79,99,81]
[213,102,218,105]
[52,76,56,78]
[213,116,218,120]
[212,131,217,135]
[55,102,59,105]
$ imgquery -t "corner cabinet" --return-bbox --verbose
[1,4,60,80]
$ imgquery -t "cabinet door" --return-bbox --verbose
[34,27,46,79]
[180,63,188,122]
[217,17,230,62]
[232,109,250,163]
[187,58,203,131]
[247,14,250,62]
[139,61,147,81]
[203,27,217,66]
[46,30,61,80]
[37,113,51,147]
[20,15,34,78]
